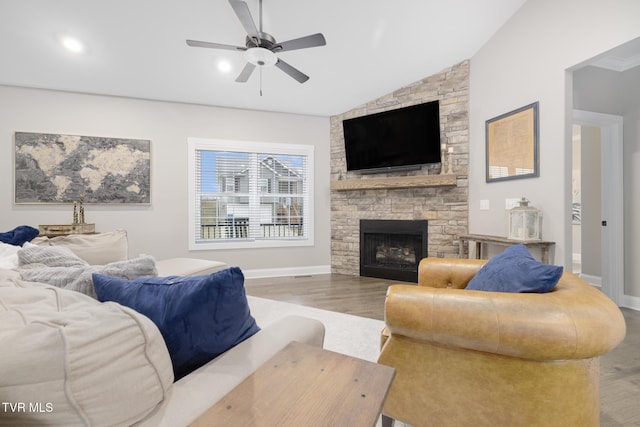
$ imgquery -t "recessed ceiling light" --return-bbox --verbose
[58,35,86,54]
[217,60,232,73]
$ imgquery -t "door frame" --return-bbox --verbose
[572,110,624,305]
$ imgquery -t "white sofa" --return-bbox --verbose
[0,230,326,426]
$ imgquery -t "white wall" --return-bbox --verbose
[469,0,640,270]
[623,71,640,299]
[0,85,331,275]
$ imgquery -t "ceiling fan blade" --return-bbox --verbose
[228,0,260,40]
[275,59,309,83]
[186,39,246,51]
[275,33,326,52]
[236,62,256,82]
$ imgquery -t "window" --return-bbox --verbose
[188,138,314,250]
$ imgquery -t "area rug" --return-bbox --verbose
[247,295,385,363]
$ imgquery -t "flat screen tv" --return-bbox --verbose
[342,100,441,173]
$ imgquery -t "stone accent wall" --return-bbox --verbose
[330,60,469,276]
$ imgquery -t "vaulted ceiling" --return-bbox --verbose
[0,0,528,116]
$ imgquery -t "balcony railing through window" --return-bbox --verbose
[200,218,303,239]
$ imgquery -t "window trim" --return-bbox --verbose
[187,137,314,250]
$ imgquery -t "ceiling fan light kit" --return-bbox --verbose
[186,0,326,88]
[245,47,277,67]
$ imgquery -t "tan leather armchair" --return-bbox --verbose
[378,258,626,427]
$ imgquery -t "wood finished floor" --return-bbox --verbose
[245,273,640,427]
[245,273,401,321]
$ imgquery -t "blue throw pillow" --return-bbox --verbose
[0,225,40,246]
[466,244,563,293]
[93,267,260,380]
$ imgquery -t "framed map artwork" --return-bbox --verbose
[14,132,151,204]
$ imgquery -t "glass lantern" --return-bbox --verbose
[508,197,541,241]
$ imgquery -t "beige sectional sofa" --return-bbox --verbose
[0,230,325,426]
[30,229,229,276]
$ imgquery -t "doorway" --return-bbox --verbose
[572,110,624,305]
[571,125,600,280]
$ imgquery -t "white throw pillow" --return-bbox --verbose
[32,229,129,265]
[0,241,20,269]
[0,278,173,425]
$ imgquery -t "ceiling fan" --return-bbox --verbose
[186,0,326,85]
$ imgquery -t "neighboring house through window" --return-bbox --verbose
[188,138,314,249]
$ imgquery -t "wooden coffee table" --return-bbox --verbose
[189,341,395,427]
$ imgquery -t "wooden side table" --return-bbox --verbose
[458,233,555,264]
[189,341,395,427]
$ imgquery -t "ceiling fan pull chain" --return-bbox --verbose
[260,67,263,96]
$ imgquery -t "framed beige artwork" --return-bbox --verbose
[485,102,539,182]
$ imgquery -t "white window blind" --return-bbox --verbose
[188,138,314,250]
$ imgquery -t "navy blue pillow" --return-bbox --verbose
[0,225,39,246]
[466,244,563,293]
[92,267,260,380]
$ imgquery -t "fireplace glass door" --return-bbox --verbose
[360,219,427,282]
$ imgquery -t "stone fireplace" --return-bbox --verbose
[360,219,427,282]
[330,61,470,278]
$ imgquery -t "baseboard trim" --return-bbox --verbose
[622,294,640,312]
[580,273,602,287]
[243,265,331,280]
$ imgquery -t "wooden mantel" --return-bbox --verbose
[330,174,457,191]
